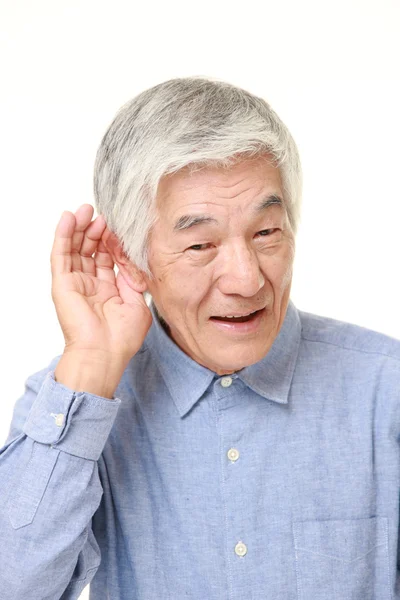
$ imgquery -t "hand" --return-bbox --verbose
[51,204,153,365]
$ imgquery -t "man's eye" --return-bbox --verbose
[257,228,277,237]
[188,243,211,251]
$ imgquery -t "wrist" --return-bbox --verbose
[54,350,127,399]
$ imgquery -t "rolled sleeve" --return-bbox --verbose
[22,370,121,460]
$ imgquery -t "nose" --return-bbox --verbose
[217,242,265,297]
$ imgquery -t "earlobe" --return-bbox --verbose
[115,256,148,294]
[125,264,148,293]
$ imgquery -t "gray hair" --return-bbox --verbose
[93,76,302,277]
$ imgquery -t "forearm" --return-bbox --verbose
[0,436,101,599]
[0,367,121,599]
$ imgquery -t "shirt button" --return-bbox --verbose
[221,376,233,388]
[55,414,64,427]
[227,448,240,461]
[50,413,65,427]
[235,542,247,557]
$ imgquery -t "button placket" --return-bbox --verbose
[216,373,249,561]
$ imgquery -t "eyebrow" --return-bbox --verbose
[173,194,283,232]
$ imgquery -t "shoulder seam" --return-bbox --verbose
[301,334,400,363]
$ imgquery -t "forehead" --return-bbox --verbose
[156,156,284,219]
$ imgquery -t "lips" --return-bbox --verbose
[210,309,263,323]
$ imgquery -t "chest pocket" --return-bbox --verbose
[292,516,391,600]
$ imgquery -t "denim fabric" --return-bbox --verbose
[0,299,399,599]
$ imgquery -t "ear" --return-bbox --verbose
[101,227,148,293]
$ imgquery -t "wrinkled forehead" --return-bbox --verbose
[155,155,284,221]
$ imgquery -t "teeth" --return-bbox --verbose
[222,312,254,318]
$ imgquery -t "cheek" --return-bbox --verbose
[179,270,215,310]
[261,245,294,291]
[152,261,215,312]
[277,248,295,291]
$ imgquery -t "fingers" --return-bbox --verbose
[51,211,77,276]
[70,205,95,271]
[51,204,113,277]
[93,241,116,283]
[80,214,112,276]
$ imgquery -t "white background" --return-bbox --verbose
[0,1,399,598]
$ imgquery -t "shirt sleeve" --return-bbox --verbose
[0,356,122,599]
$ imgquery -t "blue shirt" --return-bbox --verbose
[1,299,400,600]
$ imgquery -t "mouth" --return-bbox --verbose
[209,307,266,334]
[210,308,264,323]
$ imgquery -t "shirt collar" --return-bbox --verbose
[237,299,302,405]
[145,299,302,418]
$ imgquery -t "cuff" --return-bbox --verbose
[22,370,121,460]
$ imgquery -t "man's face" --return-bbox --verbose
[144,155,295,375]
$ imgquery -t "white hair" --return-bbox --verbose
[93,76,302,277]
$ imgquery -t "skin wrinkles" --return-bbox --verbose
[173,195,283,234]
[114,155,296,375]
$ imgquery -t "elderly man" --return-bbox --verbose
[0,77,399,600]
